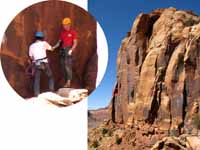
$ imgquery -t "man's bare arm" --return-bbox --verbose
[71,39,78,51]
[68,39,78,55]
[53,40,62,49]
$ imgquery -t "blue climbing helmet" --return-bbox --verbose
[35,31,44,38]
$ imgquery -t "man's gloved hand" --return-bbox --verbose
[68,49,73,55]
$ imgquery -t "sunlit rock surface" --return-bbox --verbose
[26,88,88,107]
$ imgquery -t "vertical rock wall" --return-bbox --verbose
[110,8,200,147]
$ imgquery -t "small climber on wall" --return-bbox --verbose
[29,31,55,96]
[53,17,78,88]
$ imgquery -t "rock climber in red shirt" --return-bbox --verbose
[53,18,78,88]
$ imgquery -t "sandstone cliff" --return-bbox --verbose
[0,1,97,98]
[89,7,200,150]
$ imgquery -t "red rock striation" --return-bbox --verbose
[108,7,200,149]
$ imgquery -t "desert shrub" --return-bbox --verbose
[92,140,99,148]
[101,128,108,136]
[193,113,200,130]
[115,135,122,145]
[132,142,136,147]
[170,129,179,137]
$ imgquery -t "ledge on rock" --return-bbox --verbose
[26,88,88,107]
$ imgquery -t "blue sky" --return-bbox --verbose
[87,0,200,109]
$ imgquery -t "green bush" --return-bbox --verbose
[170,129,179,137]
[115,135,122,145]
[92,140,99,148]
[193,113,200,130]
[101,128,108,136]
[132,142,136,147]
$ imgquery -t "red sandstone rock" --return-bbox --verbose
[95,7,200,149]
[111,7,200,130]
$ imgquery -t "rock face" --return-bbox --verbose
[27,88,88,107]
[0,1,97,98]
[151,136,187,150]
[186,136,200,150]
[57,88,88,102]
[108,7,200,149]
[151,135,200,150]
